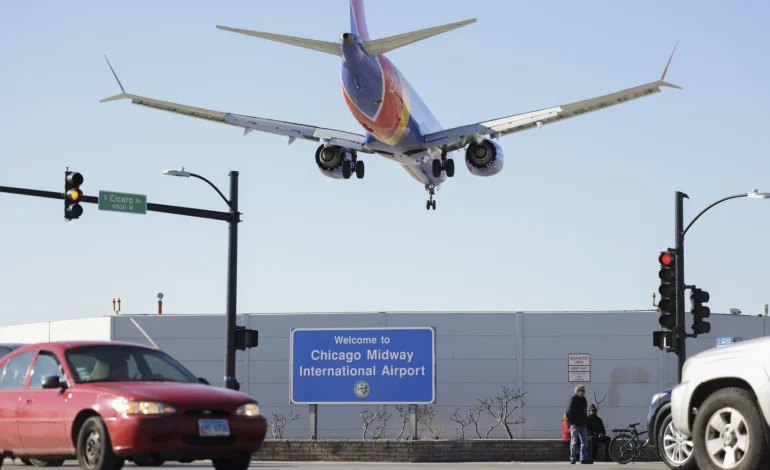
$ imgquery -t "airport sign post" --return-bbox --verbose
[290,327,437,404]
[98,190,147,214]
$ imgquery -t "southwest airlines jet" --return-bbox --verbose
[101,0,681,210]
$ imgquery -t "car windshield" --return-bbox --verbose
[65,345,198,384]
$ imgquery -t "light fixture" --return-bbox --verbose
[747,189,770,199]
[163,166,191,178]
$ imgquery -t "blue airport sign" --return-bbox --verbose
[716,336,744,347]
[289,327,436,404]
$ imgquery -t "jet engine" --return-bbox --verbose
[315,144,364,180]
[465,138,504,177]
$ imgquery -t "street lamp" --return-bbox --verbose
[163,166,241,390]
[672,188,770,382]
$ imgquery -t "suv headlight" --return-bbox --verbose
[113,398,176,415]
[651,392,667,404]
[235,402,261,417]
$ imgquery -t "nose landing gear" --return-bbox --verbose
[425,184,437,210]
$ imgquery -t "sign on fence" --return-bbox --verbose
[289,327,436,404]
[568,353,591,382]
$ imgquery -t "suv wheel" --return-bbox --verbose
[692,387,770,470]
[658,413,696,469]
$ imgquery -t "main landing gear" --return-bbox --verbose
[425,184,437,210]
[342,158,364,179]
[432,152,455,178]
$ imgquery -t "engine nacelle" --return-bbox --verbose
[315,144,353,179]
[465,138,504,177]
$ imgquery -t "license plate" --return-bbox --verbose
[198,419,230,437]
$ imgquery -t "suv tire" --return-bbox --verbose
[692,387,770,470]
[657,413,696,469]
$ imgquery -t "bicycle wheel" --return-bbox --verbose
[610,433,639,464]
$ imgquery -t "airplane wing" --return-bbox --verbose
[99,57,371,152]
[425,43,682,153]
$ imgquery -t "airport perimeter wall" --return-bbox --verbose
[0,310,765,441]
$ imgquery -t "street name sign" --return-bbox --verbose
[98,190,147,215]
[568,353,591,382]
[290,327,436,404]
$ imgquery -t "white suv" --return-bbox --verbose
[670,336,770,470]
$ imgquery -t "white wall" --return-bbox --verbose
[4,310,766,440]
[0,317,110,343]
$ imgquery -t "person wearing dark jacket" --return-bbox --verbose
[565,384,590,464]
[587,404,611,461]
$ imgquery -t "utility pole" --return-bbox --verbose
[224,171,240,390]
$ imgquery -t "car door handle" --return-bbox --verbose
[25,399,33,404]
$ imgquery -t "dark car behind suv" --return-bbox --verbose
[646,388,694,470]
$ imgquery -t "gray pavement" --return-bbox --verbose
[3,462,666,470]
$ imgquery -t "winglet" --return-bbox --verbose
[100,56,133,103]
[658,41,682,90]
[104,55,125,93]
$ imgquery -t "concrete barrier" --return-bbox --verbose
[252,439,661,462]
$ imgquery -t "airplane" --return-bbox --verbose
[101,0,681,211]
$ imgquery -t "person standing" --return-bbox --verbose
[566,384,591,464]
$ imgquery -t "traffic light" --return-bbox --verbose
[690,287,711,335]
[64,170,84,220]
[653,330,676,352]
[234,326,258,351]
[657,249,677,330]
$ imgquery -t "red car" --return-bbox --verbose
[0,341,267,470]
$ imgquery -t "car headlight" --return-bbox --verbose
[235,402,261,417]
[113,398,176,415]
[651,392,667,404]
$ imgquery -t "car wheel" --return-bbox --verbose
[692,387,770,470]
[212,452,252,470]
[76,416,121,470]
[20,459,32,466]
[657,413,696,469]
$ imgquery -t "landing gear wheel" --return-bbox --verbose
[657,413,695,470]
[355,160,365,179]
[432,159,442,178]
[342,161,352,179]
[212,452,252,470]
[692,387,770,470]
[431,200,436,210]
[426,200,430,210]
[445,159,455,177]
[76,416,121,470]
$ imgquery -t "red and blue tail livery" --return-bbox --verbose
[101,1,681,210]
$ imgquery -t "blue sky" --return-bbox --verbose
[2,1,769,325]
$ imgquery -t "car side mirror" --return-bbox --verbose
[197,377,210,385]
[41,375,65,390]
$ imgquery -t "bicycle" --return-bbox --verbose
[609,422,649,464]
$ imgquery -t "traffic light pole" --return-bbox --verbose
[675,191,687,383]
[1,174,245,391]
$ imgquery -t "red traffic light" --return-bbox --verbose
[659,252,673,266]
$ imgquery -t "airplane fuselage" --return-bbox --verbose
[340,9,447,187]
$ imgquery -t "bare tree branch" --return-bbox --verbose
[478,386,527,439]
[269,409,300,439]
[395,404,409,440]
[593,391,607,412]
[360,405,391,440]
[450,405,485,440]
